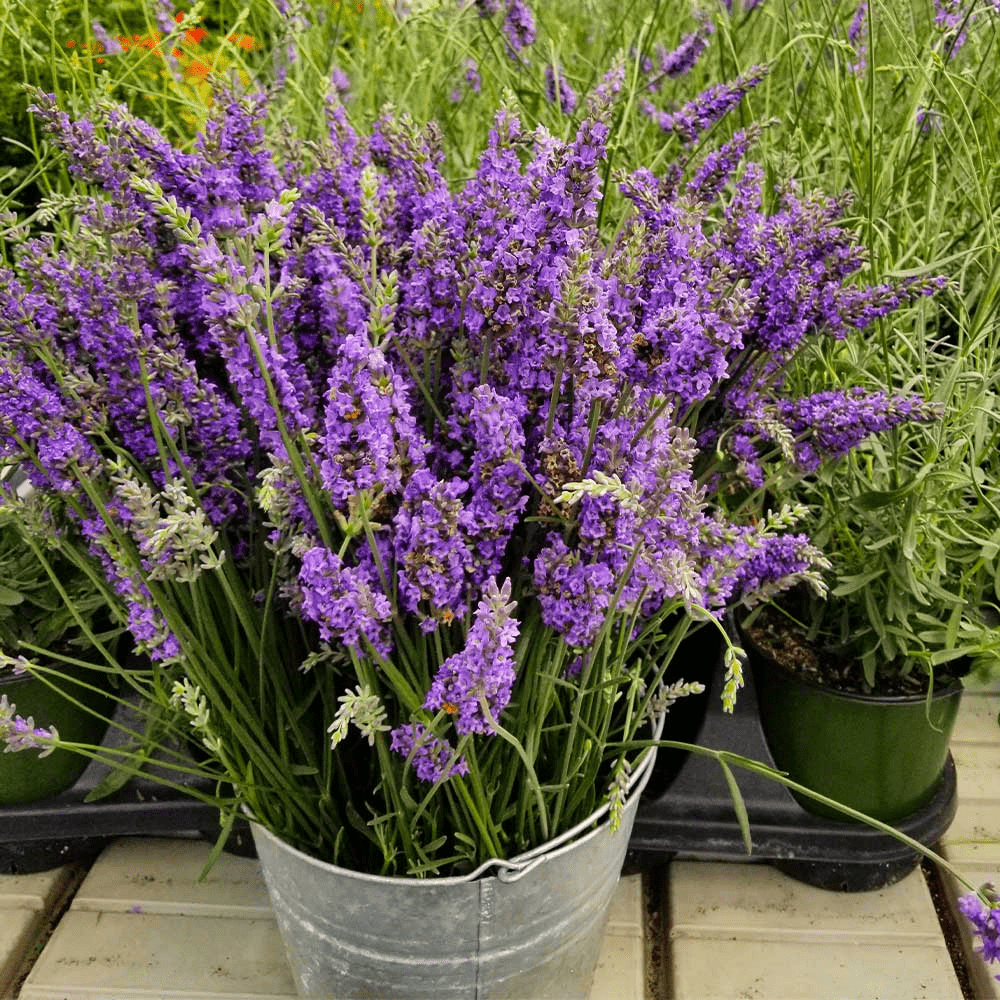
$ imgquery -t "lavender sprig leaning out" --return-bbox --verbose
[959,886,1000,980]
[1,695,59,757]
[0,79,946,873]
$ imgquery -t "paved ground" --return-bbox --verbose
[1,683,997,999]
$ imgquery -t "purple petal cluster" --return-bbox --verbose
[545,65,578,114]
[473,0,536,58]
[959,887,1000,979]
[1,695,59,757]
[389,722,469,783]
[934,0,971,55]
[394,470,475,630]
[642,66,768,144]
[501,0,536,56]
[424,577,518,734]
[642,22,714,91]
[299,546,393,657]
[848,2,869,73]
[778,389,943,470]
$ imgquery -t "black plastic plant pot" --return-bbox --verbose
[0,666,115,806]
[748,639,963,823]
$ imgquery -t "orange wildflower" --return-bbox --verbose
[226,33,260,51]
[175,11,208,44]
[184,59,213,80]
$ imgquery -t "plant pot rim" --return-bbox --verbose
[247,711,665,887]
[0,661,89,689]
[744,632,964,705]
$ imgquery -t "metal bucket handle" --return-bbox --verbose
[464,711,666,884]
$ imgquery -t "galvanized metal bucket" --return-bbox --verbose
[250,729,661,999]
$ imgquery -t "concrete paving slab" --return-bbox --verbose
[0,868,75,913]
[669,861,943,944]
[943,800,1000,857]
[951,744,1000,801]
[670,936,964,1000]
[605,873,643,933]
[18,911,297,1000]
[0,909,44,1000]
[590,934,644,1000]
[952,688,1000,745]
[69,837,271,918]
[0,865,77,999]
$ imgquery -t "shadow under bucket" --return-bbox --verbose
[249,732,659,1000]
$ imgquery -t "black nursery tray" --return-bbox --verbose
[626,636,959,891]
[1,640,958,887]
[0,719,252,873]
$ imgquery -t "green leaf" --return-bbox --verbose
[289,764,319,776]
[84,763,137,802]
[831,569,884,596]
[0,585,25,606]
[862,650,877,688]
[850,477,924,511]
[718,757,752,856]
[198,808,237,882]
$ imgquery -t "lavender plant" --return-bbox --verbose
[0,80,942,875]
[716,0,1000,690]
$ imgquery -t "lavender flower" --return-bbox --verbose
[464,58,482,93]
[959,886,1000,980]
[90,21,125,57]
[687,126,762,203]
[934,0,972,55]
[644,23,714,91]
[778,389,943,470]
[1,695,59,757]
[643,66,768,144]
[424,577,518,734]
[0,82,950,873]
[502,0,536,56]
[390,722,469,782]
[394,470,475,629]
[545,64,578,114]
[153,0,176,36]
[848,2,869,74]
[451,58,481,102]
[299,546,393,657]
[328,684,390,748]
[916,105,944,133]
[330,66,351,96]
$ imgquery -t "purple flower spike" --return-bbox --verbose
[299,547,393,658]
[1,695,59,757]
[390,722,469,783]
[424,577,519,735]
[779,389,943,470]
[545,65,578,114]
[848,1,869,74]
[644,23,714,92]
[959,887,1000,979]
[643,66,768,144]
[502,0,536,57]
